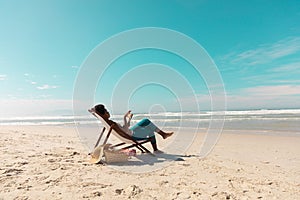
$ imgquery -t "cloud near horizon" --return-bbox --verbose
[179,84,300,110]
[0,99,73,117]
[0,74,7,80]
[244,85,300,96]
[36,84,58,90]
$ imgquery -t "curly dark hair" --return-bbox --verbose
[94,104,106,115]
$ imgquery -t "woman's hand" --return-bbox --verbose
[125,110,133,119]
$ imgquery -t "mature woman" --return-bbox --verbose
[93,104,173,153]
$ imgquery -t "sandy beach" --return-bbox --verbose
[0,125,299,199]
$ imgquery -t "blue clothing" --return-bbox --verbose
[130,118,157,143]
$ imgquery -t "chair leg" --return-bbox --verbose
[136,144,152,154]
[120,143,146,153]
[133,139,154,155]
[134,145,145,153]
[94,127,106,148]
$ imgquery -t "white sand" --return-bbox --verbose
[0,125,299,199]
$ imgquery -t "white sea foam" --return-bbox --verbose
[213,109,300,115]
[0,109,300,134]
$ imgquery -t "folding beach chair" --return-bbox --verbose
[88,109,153,157]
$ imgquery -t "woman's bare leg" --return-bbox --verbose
[156,129,174,139]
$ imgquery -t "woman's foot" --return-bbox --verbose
[154,149,164,154]
[162,132,174,139]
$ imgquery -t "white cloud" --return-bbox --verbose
[222,37,300,66]
[275,80,300,84]
[227,85,300,109]
[24,73,30,77]
[271,61,300,73]
[244,85,300,96]
[0,99,72,117]
[25,79,37,85]
[71,66,79,69]
[37,84,58,90]
[225,94,300,110]
[178,84,300,110]
[0,74,7,80]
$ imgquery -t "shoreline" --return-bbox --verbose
[1,124,299,136]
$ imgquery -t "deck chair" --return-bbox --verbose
[88,109,153,162]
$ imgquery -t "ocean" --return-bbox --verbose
[1,109,300,136]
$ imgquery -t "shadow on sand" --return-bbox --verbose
[109,153,197,167]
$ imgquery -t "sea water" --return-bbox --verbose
[1,109,300,136]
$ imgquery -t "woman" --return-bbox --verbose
[93,104,173,153]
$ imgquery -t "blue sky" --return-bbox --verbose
[1,0,300,117]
